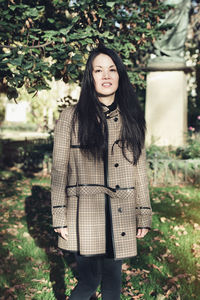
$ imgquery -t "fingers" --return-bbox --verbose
[54,227,68,240]
[60,227,68,240]
[136,228,149,239]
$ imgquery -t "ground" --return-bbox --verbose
[0,168,200,300]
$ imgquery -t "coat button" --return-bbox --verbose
[114,117,118,122]
[115,185,120,190]
[118,207,122,213]
[121,232,126,236]
[114,163,119,167]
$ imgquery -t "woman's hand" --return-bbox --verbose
[136,228,149,239]
[54,227,68,240]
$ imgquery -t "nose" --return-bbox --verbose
[102,70,110,79]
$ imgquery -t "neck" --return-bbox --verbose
[98,94,115,106]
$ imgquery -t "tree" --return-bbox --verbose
[0,0,168,100]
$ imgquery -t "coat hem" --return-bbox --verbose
[57,246,138,260]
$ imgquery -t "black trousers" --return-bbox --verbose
[69,254,122,300]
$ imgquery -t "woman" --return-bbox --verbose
[51,46,152,300]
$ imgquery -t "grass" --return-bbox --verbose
[0,168,200,300]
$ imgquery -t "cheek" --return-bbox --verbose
[92,79,100,93]
[93,74,100,86]
[94,80,102,91]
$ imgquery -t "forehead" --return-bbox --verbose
[92,53,116,68]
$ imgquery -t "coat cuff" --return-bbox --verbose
[52,207,67,228]
[52,217,67,228]
[136,215,152,229]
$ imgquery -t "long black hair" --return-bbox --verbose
[72,46,146,165]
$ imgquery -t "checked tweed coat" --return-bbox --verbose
[51,105,152,260]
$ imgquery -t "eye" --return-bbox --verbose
[110,68,117,72]
[94,69,102,73]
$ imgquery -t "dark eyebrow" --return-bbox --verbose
[93,65,116,68]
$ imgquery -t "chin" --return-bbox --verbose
[97,91,116,97]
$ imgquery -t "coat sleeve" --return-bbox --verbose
[51,107,73,228]
[135,148,152,229]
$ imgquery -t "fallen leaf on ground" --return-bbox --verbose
[5,228,18,236]
[193,223,200,231]
[156,294,165,300]
[148,264,163,273]
[165,285,176,298]
[191,243,200,258]
[122,263,129,271]
[160,217,167,223]
[31,278,48,284]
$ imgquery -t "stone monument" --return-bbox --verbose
[145,0,191,146]
[5,101,30,123]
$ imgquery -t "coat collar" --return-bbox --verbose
[101,104,120,119]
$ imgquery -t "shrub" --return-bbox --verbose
[1,122,37,132]
[176,135,200,159]
[146,144,175,160]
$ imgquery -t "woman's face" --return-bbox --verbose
[92,54,119,98]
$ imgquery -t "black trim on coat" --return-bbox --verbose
[136,207,151,209]
[117,187,135,190]
[65,183,135,193]
[137,227,151,230]
[103,119,116,259]
[53,205,66,208]
[70,145,80,148]
[53,226,68,229]
[70,145,86,148]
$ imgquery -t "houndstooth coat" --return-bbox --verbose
[51,105,152,260]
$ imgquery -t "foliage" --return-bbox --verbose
[0,170,200,299]
[1,122,37,131]
[0,0,169,99]
[148,158,200,186]
[1,81,64,132]
[0,139,52,173]
[147,133,200,160]
[17,85,60,131]
[146,144,175,159]
[146,140,200,185]
[176,135,200,159]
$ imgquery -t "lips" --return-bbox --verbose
[102,82,112,87]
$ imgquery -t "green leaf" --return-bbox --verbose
[27,87,36,94]
[9,56,23,67]
[31,49,41,55]
[47,18,55,24]
[24,62,33,70]
[59,26,73,35]
[106,2,115,8]
[29,35,39,40]
[9,5,16,11]
[71,16,79,24]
